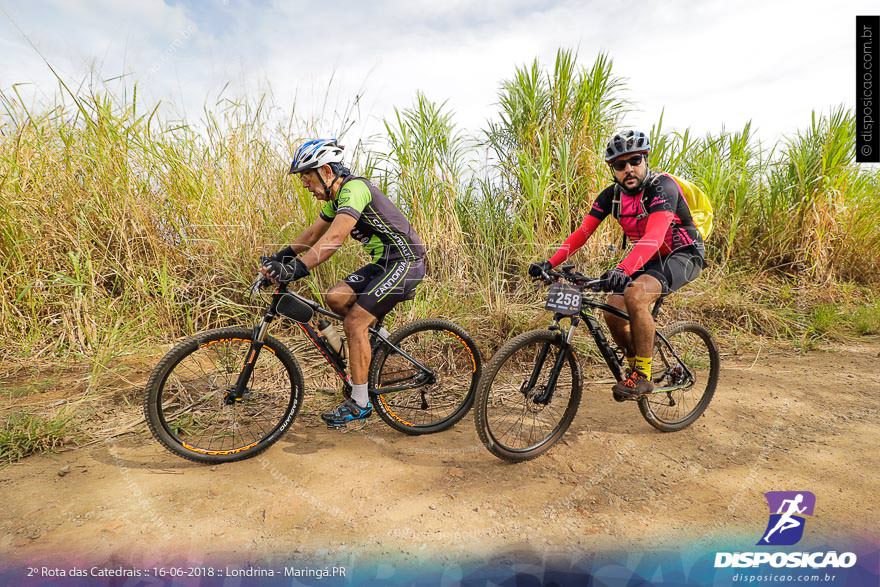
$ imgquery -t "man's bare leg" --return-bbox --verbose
[623,275,663,360]
[343,304,377,387]
[325,282,357,316]
[604,293,634,359]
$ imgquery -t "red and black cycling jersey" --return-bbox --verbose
[548,172,704,276]
[589,172,704,255]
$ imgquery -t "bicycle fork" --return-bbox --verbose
[225,317,273,405]
[525,317,579,405]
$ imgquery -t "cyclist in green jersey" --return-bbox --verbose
[260,139,426,426]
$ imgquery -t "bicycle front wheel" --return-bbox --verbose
[369,319,481,435]
[638,321,720,432]
[474,330,582,462]
[144,327,304,464]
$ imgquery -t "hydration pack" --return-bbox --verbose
[612,172,714,241]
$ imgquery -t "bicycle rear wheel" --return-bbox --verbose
[638,321,719,432]
[144,327,304,463]
[369,319,481,435]
[474,330,582,462]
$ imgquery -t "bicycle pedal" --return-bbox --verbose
[326,422,347,430]
[612,390,640,402]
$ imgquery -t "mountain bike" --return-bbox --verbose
[144,276,482,464]
[474,263,719,462]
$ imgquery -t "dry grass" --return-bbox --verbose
[1,51,879,460]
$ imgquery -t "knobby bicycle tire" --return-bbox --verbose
[474,329,582,462]
[369,318,482,435]
[144,327,304,464]
[638,321,720,432]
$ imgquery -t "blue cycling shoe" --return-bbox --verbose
[321,398,373,427]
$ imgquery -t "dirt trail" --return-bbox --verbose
[2,340,879,565]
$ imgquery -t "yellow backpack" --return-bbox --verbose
[665,173,714,240]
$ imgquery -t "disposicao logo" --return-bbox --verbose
[757,491,815,546]
[714,491,858,569]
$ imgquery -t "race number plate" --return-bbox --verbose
[545,283,582,315]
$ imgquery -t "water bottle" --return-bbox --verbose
[317,319,344,355]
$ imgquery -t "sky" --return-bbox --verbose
[0,0,875,151]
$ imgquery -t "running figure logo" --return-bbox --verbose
[757,491,816,546]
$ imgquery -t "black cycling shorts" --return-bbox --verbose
[631,246,704,294]
[342,259,425,319]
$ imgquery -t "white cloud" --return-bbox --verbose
[0,0,873,150]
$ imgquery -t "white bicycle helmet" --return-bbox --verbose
[289,138,344,174]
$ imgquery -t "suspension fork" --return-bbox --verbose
[224,318,272,403]
[532,316,579,404]
[521,322,557,395]
[225,289,281,403]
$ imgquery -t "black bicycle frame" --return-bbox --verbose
[587,298,696,388]
[227,284,435,401]
[528,295,677,406]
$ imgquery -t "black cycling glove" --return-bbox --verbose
[262,258,310,284]
[600,267,631,293]
[528,261,552,279]
[267,245,297,264]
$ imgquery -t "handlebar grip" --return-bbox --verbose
[251,275,272,294]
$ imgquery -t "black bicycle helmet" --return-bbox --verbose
[604,130,651,161]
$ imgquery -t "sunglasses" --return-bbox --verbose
[610,154,645,171]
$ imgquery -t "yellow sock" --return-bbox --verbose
[626,356,636,370]
[634,356,652,379]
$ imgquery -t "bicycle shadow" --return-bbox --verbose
[276,416,338,455]
[88,434,203,471]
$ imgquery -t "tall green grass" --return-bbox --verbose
[649,106,880,281]
[381,92,471,281]
[485,49,625,253]
[1,49,878,369]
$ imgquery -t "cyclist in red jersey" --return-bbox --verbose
[529,130,705,399]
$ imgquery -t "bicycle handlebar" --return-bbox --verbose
[534,264,604,291]
[252,254,274,295]
[250,274,275,295]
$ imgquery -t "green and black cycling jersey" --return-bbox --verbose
[319,176,426,264]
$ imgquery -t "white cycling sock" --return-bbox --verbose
[351,383,369,408]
